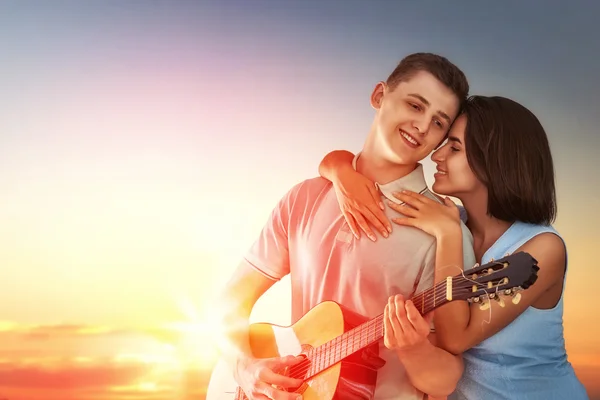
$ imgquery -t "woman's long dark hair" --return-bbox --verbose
[462,96,557,225]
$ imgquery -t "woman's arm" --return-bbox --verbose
[318,150,356,182]
[389,191,567,355]
[433,232,566,355]
[317,150,391,240]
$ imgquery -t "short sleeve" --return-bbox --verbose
[243,184,300,281]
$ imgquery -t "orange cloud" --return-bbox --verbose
[20,325,120,340]
[0,359,210,400]
[0,321,123,339]
[0,320,220,372]
[0,320,218,399]
[0,360,149,389]
[0,320,208,345]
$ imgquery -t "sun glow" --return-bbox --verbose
[164,322,221,368]
[160,296,227,369]
[138,381,158,391]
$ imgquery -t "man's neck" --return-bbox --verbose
[357,148,417,185]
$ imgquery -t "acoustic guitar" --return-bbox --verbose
[207,251,538,400]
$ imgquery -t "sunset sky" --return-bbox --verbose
[1,1,599,399]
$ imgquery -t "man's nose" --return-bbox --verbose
[412,116,429,135]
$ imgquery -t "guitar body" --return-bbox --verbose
[206,301,385,400]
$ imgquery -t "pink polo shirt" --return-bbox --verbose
[244,161,476,399]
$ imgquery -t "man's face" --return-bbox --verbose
[370,70,460,166]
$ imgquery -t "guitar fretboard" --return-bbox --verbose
[304,279,450,378]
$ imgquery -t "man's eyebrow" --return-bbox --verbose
[408,93,452,124]
[448,136,462,144]
[408,93,430,106]
[438,111,452,125]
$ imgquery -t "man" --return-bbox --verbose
[216,53,477,399]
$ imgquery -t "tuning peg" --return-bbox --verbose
[479,300,490,311]
[495,296,505,308]
[511,292,522,305]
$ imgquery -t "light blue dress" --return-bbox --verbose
[450,221,589,400]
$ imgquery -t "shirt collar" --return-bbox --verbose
[352,152,428,204]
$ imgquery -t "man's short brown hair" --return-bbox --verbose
[386,53,470,106]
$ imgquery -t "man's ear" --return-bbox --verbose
[370,82,386,110]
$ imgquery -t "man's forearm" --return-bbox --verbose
[214,262,276,374]
[396,341,463,397]
[216,305,255,377]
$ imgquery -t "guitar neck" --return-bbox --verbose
[305,279,450,378]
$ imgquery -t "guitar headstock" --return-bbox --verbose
[450,251,539,308]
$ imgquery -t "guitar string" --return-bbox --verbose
[236,261,518,397]
[284,268,497,380]
[284,282,469,379]
[284,291,450,380]
[281,277,451,379]
[287,286,500,381]
[284,265,509,381]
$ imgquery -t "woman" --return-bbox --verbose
[318,96,588,399]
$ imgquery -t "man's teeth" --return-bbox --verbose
[437,170,447,175]
[401,132,418,145]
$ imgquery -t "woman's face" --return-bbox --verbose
[431,115,483,197]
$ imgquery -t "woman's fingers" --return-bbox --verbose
[388,201,419,217]
[367,183,385,211]
[359,206,390,238]
[341,210,360,239]
[352,211,377,241]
